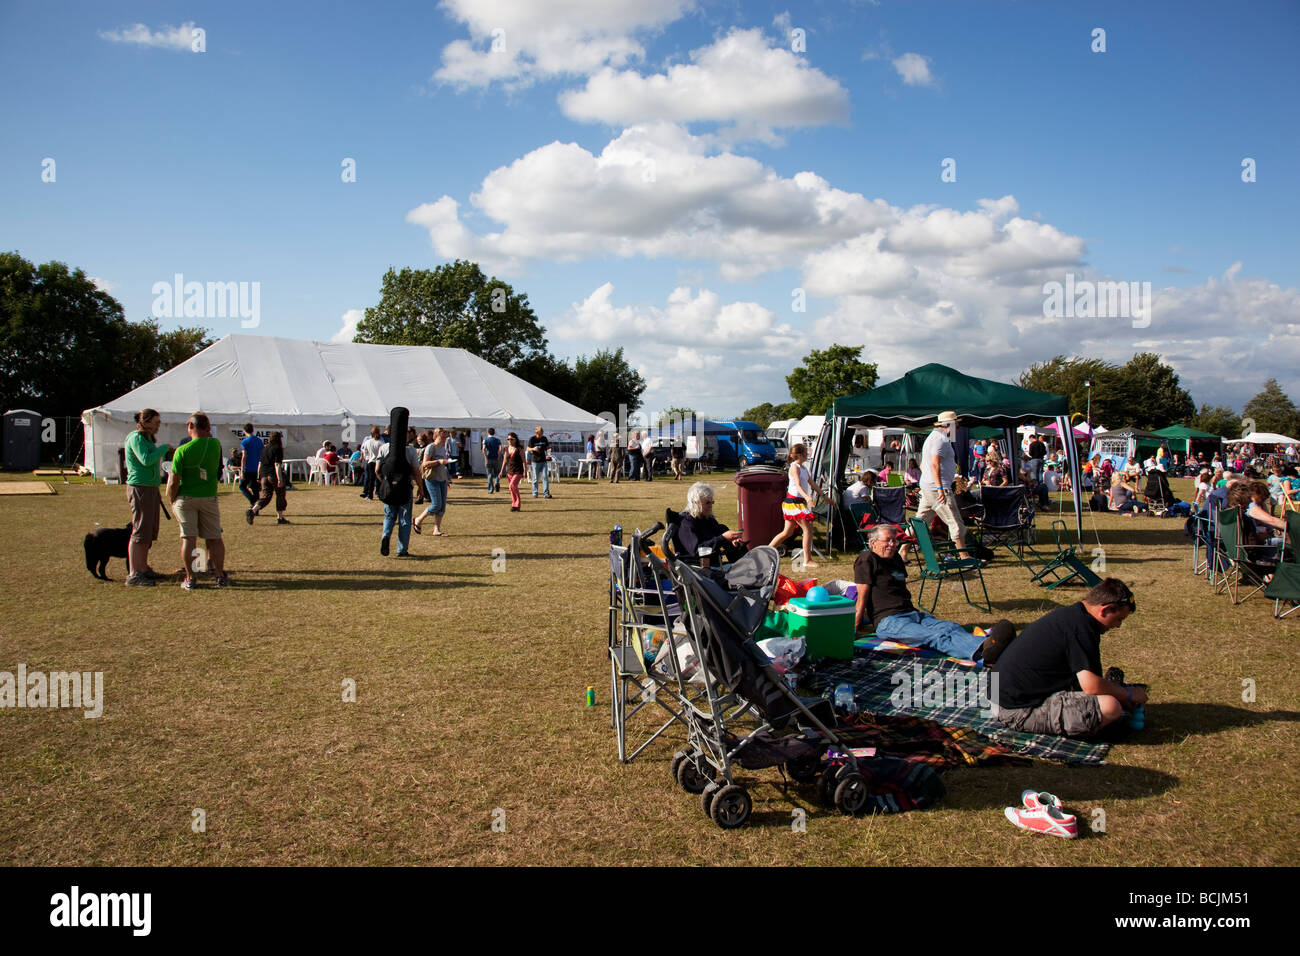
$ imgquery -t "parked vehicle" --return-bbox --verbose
[712,420,777,467]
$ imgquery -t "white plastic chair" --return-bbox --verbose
[307,457,330,485]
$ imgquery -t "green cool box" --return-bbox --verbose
[767,595,857,660]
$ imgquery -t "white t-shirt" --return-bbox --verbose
[361,436,382,462]
[787,463,811,499]
[641,436,653,455]
[1044,470,1061,492]
[920,428,956,490]
[843,481,870,506]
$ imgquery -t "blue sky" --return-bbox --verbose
[2,0,1297,419]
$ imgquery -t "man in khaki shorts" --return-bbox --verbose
[916,410,972,560]
[167,412,230,590]
[991,578,1147,737]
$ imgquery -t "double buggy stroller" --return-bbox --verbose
[617,526,874,828]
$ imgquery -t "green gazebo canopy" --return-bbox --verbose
[1152,425,1222,441]
[830,363,1069,427]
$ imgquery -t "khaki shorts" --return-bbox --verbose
[128,484,161,545]
[916,486,966,540]
[995,691,1103,737]
[174,496,222,540]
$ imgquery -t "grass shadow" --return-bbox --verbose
[1123,703,1300,745]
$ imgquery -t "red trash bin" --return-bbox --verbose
[735,465,788,550]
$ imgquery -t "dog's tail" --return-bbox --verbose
[84,533,96,574]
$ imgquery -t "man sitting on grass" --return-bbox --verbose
[853,524,1015,663]
[992,578,1147,738]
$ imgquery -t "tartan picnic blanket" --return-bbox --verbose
[808,653,1111,766]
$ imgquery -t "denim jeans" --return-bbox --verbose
[485,459,499,492]
[239,472,259,505]
[362,463,376,498]
[876,610,982,661]
[530,460,549,496]
[420,479,447,518]
[382,501,412,555]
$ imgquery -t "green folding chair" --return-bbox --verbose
[1029,519,1103,590]
[1264,560,1300,619]
[1214,507,1276,605]
[907,516,991,614]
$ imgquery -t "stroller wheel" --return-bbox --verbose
[700,780,721,817]
[709,784,752,829]
[676,755,710,794]
[819,767,842,806]
[834,772,870,816]
[670,750,690,784]
[786,755,821,783]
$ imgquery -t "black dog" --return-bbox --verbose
[85,523,132,580]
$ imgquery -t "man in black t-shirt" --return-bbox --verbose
[853,525,1013,661]
[992,578,1147,737]
[1026,435,1047,481]
[527,426,553,499]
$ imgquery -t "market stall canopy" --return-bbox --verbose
[1152,425,1223,442]
[1231,431,1299,445]
[829,363,1069,426]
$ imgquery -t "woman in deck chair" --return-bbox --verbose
[677,482,748,564]
[1227,481,1286,571]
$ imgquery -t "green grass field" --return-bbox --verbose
[1,470,1296,865]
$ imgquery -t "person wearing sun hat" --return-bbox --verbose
[917,410,972,559]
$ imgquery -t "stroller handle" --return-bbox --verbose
[637,522,666,552]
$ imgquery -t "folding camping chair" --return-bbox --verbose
[871,486,907,527]
[1264,560,1300,619]
[972,485,1040,569]
[907,516,991,614]
[1029,520,1103,591]
[1214,507,1278,605]
[608,533,689,762]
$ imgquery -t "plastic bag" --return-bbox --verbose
[775,575,819,604]
[756,636,807,672]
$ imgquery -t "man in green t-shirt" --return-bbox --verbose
[166,411,230,589]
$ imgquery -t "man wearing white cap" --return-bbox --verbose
[918,410,972,559]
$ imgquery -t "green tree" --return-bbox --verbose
[1189,403,1240,440]
[1241,378,1300,437]
[353,260,546,372]
[1118,352,1196,429]
[0,252,210,417]
[656,406,696,427]
[1018,353,1194,430]
[572,347,646,415]
[1018,356,1120,425]
[509,351,580,407]
[741,401,802,428]
[785,345,878,417]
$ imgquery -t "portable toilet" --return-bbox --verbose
[3,409,42,470]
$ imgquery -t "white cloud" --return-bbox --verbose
[433,0,695,88]
[558,28,849,141]
[88,276,117,293]
[410,123,892,276]
[891,52,935,87]
[331,309,364,343]
[99,22,197,51]
[553,282,799,352]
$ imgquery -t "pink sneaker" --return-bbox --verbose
[1004,805,1078,838]
[1021,790,1065,812]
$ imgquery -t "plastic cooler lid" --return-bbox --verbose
[786,595,855,616]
